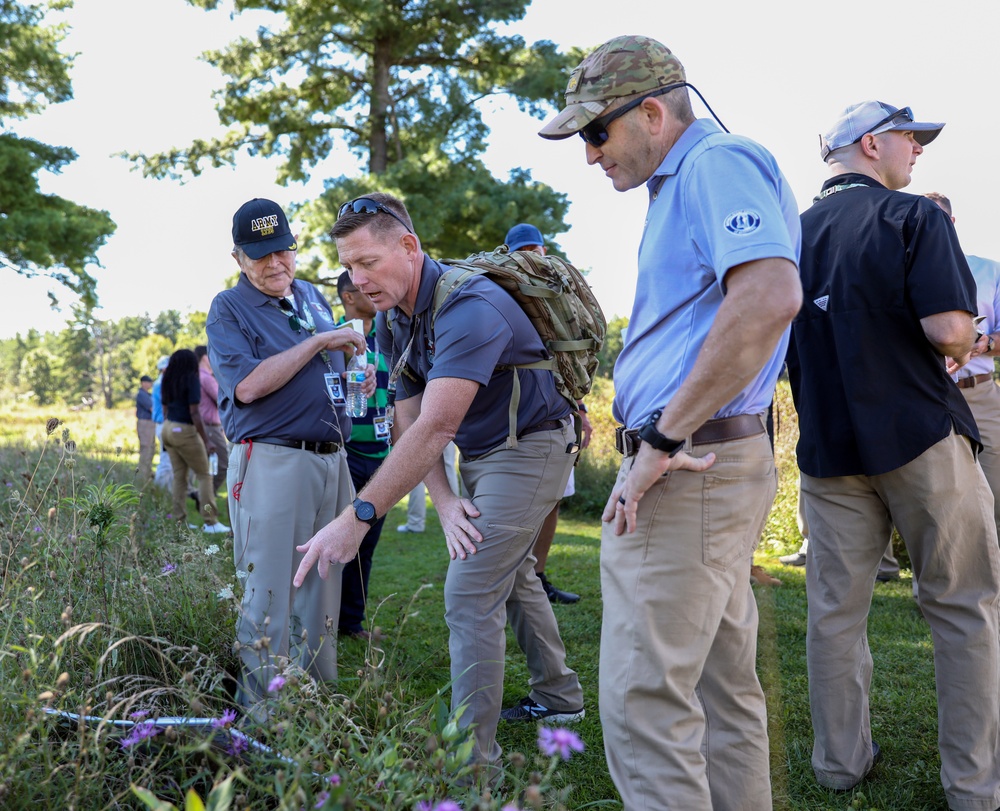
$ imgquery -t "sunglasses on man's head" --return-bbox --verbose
[337,197,413,233]
[578,82,688,147]
[853,106,914,143]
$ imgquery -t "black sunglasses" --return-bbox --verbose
[337,197,413,233]
[578,83,688,147]
[852,106,914,144]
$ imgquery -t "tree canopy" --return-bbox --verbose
[127,0,584,284]
[0,0,116,308]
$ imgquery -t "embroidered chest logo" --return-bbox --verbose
[723,210,761,235]
[813,296,830,312]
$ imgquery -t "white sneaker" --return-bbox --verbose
[203,522,231,534]
[396,524,423,534]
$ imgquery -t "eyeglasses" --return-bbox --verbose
[337,197,413,233]
[853,106,913,143]
[578,83,687,147]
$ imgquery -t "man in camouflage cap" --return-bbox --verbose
[542,35,803,809]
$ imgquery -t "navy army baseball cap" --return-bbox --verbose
[539,35,686,140]
[505,223,544,251]
[819,101,944,160]
[232,198,298,260]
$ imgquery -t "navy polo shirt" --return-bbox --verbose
[376,255,570,458]
[163,373,200,424]
[207,273,351,444]
[785,173,979,478]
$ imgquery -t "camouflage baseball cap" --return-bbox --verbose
[539,35,685,140]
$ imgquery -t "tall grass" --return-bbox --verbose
[0,387,956,809]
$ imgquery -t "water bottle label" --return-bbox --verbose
[346,370,366,385]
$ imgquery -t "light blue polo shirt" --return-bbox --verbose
[612,118,801,429]
[956,254,1000,379]
[207,273,351,443]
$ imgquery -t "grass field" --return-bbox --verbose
[0,386,956,810]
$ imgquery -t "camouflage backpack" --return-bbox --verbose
[432,245,607,447]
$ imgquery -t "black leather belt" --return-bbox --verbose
[615,413,765,457]
[519,418,567,438]
[250,437,341,454]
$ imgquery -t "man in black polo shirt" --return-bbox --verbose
[785,101,1000,806]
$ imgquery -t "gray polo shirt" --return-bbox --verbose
[377,255,570,457]
[207,273,351,444]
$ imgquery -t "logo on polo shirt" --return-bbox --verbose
[814,296,829,312]
[724,209,761,235]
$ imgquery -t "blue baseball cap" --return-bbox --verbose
[232,198,298,260]
[505,223,544,252]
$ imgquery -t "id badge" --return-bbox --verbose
[324,372,346,405]
[373,415,391,441]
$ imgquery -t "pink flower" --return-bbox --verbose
[268,675,286,693]
[538,726,584,761]
[120,722,160,749]
[212,708,237,729]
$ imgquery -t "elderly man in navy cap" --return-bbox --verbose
[785,102,1000,806]
[207,198,373,712]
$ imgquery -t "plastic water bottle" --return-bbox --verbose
[346,354,368,418]
[208,453,218,476]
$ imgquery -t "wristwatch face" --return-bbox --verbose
[353,498,377,525]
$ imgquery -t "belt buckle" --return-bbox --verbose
[615,426,625,455]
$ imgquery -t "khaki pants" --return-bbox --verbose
[601,430,776,811]
[228,441,353,708]
[161,420,216,523]
[446,423,580,765]
[962,379,1000,531]
[203,422,230,495]
[136,418,155,485]
[803,430,1000,808]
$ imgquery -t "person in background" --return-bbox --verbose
[207,197,372,712]
[160,348,229,535]
[152,355,174,490]
[540,35,801,809]
[504,222,591,604]
[336,270,390,640]
[195,344,229,496]
[135,374,155,485]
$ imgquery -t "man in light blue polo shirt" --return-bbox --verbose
[207,197,372,713]
[541,36,802,809]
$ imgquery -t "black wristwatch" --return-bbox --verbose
[988,334,996,353]
[637,409,685,457]
[352,498,378,528]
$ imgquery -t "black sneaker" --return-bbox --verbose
[500,696,584,723]
[538,572,580,604]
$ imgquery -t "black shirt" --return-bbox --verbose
[786,173,979,477]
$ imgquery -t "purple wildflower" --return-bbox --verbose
[226,734,248,756]
[327,775,341,786]
[211,709,237,729]
[267,675,286,694]
[314,792,329,808]
[34,526,42,533]
[538,726,584,761]
[128,710,149,721]
[160,563,177,575]
[120,722,160,749]
[416,803,433,811]
[434,802,462,811]
[501,806,521,811]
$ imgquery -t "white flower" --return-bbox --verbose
[235,569,248,581]
[217,585,234,600]
[204,544,220,556]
